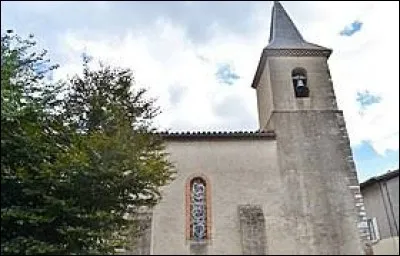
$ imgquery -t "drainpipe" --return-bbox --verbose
[378,180,399,254]
[383,181,399,236]
[378,180,395,238]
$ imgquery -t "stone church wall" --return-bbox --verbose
[151,138,280,254]
[269,110,365,254]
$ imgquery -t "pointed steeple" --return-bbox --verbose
[251,1,332,88]
[266,1,329,50]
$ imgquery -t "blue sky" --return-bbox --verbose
[1,1,399,182]
[340,20,363,37]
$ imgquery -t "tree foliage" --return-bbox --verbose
[1,30,175,255]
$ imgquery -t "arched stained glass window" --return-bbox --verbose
[186,175,211,241]
[191,177,207,240]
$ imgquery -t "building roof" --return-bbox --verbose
[266,1,330,51]
[360,169,399,189]
[251,1,332,89]
[155,130,276,141]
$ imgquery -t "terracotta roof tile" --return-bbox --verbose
[153,130,276,140]
[360,169,399,189]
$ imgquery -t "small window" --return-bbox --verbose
[186,175,211,242]
[367,217,380,242]
[190,177,207,241]
[292,68,309,98]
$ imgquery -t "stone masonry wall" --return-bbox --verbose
[336,112,371,247]
[270,110,366,254]
[238,205,267,255]
[128,209,153,255]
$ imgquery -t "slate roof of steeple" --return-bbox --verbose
[266,1,330,50]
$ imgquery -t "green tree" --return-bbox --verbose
[1,31,175,255]
[1,30,66,255]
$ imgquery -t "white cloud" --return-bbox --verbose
[53,16,263,132]
[51,1,398,156]
[324,1,399,155]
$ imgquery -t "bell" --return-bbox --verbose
[296,79,305,88]
[295,79,309,97]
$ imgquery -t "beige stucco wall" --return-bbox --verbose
[362,176,399,240]
[372,236,399,255]
[256,59,273,131]
[267,56,338,112]
[151,138,280,255]
[258,56,339,132]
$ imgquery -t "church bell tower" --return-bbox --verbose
[252,1,336,131]
[252,1,370,254]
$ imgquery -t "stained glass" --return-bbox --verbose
[191,178,207,240]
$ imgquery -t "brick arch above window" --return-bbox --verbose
[185,174,212,241]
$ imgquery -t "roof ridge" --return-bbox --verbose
[152,130,274,134]
[148,130,276,140]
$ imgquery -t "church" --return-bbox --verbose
[130,2,370,255]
